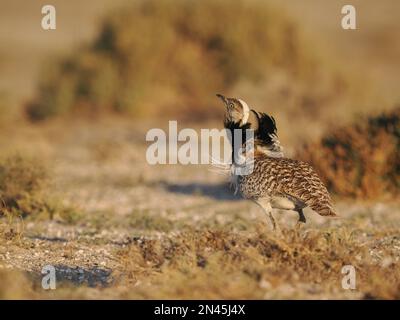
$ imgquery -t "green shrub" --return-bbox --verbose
[26,0,321,120]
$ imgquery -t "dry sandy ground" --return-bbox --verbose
[0,120,399,299]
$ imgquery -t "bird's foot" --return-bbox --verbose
[271,223,284,237]
[295,220,305,230]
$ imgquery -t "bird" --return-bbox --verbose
[216,93,284,158]
[216,93,337,231]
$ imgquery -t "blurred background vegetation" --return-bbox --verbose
[0,0,399,199]
[0,0,398,121]
[25,0,344,121]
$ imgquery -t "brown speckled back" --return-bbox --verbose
[238,154,337,217]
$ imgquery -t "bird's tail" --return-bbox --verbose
[252,111,284,157]
[318,206,339,217]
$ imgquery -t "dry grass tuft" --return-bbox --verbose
[0,154,49,218]
[112,227,400,299]
[0,154,80,240]
[0,224,399,299]
[297,107,400,199]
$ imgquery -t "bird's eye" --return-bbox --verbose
[229,103,235,109]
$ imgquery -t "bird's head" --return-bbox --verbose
[216,93,250,126]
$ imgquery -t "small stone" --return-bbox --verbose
[380,257,393,268]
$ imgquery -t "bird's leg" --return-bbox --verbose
[267,210,277,231]
[268,210,283,236]
[256,200,280,233]
[298,209,306,223]
[295,209,306,229]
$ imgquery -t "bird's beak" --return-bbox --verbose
[216,93,227,105]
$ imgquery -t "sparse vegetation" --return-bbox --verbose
[0,120,399,299]
[129,209,175,232]
[0,154,81,239]
[113,227,400,299]
[0,155,49,218]
[1,224,400,299]
[298,107,400,199]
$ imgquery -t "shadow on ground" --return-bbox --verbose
[27,236,68,243]
[30,265,114,288]
[161,182,242,201]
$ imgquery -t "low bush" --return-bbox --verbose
[297,107,400,199]
[26,0,324,120]
[0,155,49,217]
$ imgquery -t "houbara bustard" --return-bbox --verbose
[215,94,337,231]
